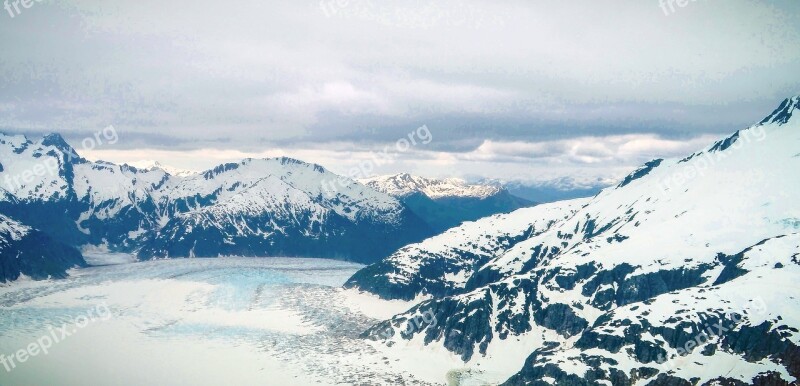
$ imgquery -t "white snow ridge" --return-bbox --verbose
[346,96,800,386]
[359,173,502,199]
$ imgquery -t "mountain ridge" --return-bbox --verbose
[345,96,800,385]
[0,138,434,265]
[359,173,504,199]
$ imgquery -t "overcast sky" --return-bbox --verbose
[1,0,799,185]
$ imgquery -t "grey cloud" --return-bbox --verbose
[1,0,799,182]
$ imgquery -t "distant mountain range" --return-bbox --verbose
[499,177,610,203]
[0,137,534,282]
[0,135,437,281]
[124,160,198,178]
[345,96,800,385]
[360,174,533,232]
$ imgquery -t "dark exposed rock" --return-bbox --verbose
[760,96,800,125]
[533,303,588,337]
[581,264,710,310]
[0,219,86,282]
[709,130,741,153]
[618,159,664,188]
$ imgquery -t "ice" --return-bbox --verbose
[81,252,138,266]
[0,258,448,385]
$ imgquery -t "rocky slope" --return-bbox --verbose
[346,96,800,385]
[0,213,86,282]
[344,198,588,300]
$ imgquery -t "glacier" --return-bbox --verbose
[0,257,451,385]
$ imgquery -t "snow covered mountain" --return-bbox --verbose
[0,135,432,265]
[345,96,800,385]
[360,174,503,199]
[345,198,588,300]
[124,160,197,178]
[139,158,432,263]
[0,133,167,249]
[359,173,533,232]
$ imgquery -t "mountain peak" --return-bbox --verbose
[274,156,326,173]
[125,160,197,177]
[759,95,800,125]
[40,133,81,160]
[237,157,327,174]
[40,132,70,147]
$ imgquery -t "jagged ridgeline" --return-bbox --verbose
[345,97,800,385]
[0,132,535,282]
[0,133,439,281]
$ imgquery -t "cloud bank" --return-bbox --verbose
[2,0,799,183]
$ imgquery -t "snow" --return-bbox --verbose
[339,289,424,320]
[359,173,502,199]
[124,160,198,177]
[664,351,792,386]
[72,162,167,217]
[352,98,800,385]
[158,158,404,224]
[0,133,172,221]
[2,99,799,384]
[0,318,317,386]
[0,214,30,245]
[374,198,587,293]
[475,112,800,283]
[0,137,413,257]
[0,258,465,385]
[0,134,67,201]
[80,245,139,266]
